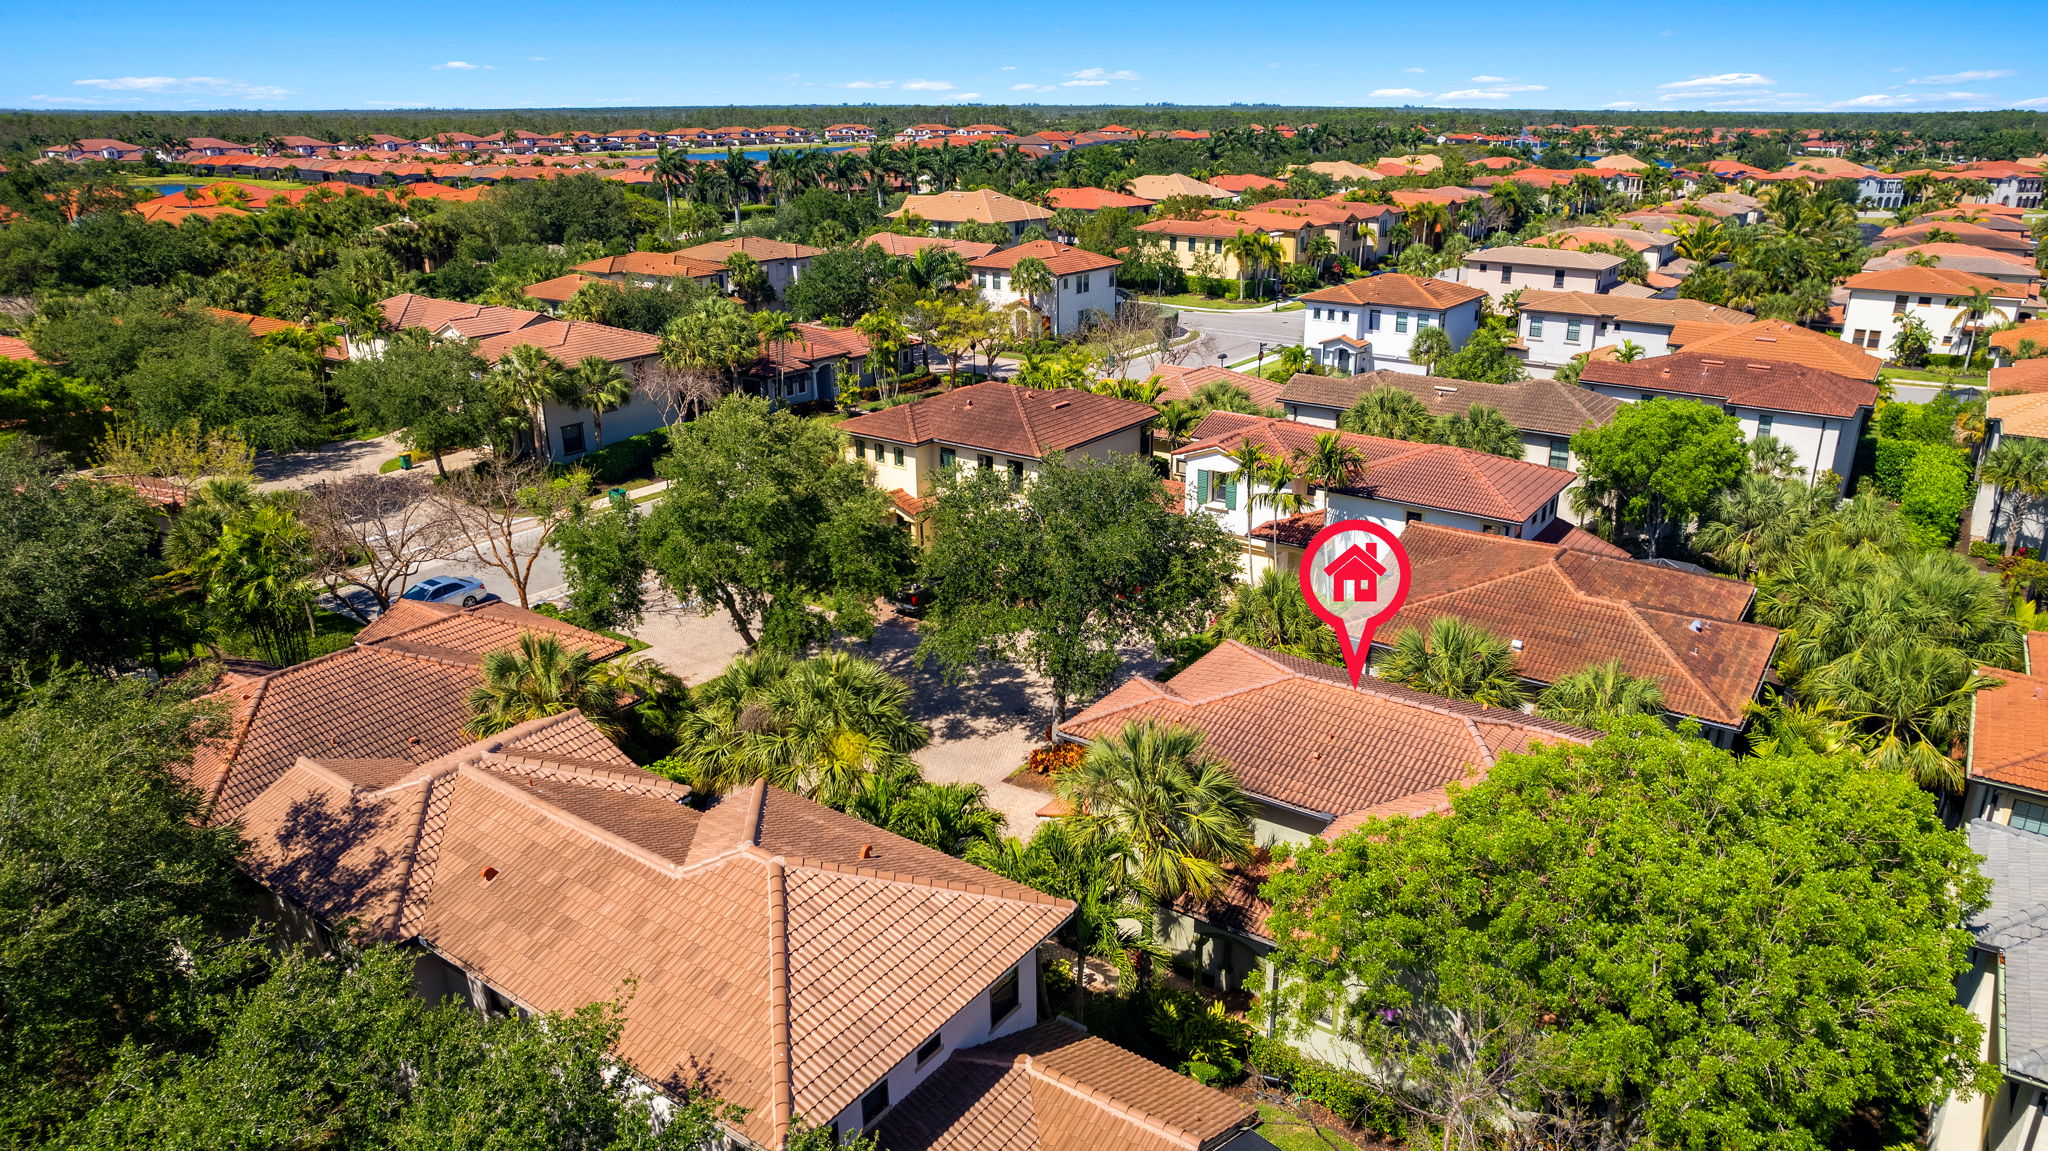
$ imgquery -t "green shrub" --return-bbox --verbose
[1900,448,1973,551]
[1871,438,1921,500]
[578,427,670,485]
[1246,1034,1408,1138]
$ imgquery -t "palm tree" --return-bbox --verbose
[842,768,1004,856]
[752,310,799,394]
[1221,439,1271,535]
[967,820,1164,1016]
[1007,256,1056,336]
[1981,437,2048,551]
[1221,230,1278,301]
[651,145,693,229]
[1817,641,1999,793]
[567,355,633,449]
[492,344,571,458]
[1154,400,1205,453]
[1218,567,1344,665]
[1536,660,1666,728]
[1951,286,2001,369]
[1251,453,1308,568]
[1055,720,1255,904]
[1293,430,1366,498]
[1695,474,1818,577]
[1378,616,1527,708]
[718,149,756,226]
[1340,388,1436,441]
[466,632,619,737]
[1437,403,1522,457]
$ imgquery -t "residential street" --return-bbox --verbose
[1127,302,1305,377]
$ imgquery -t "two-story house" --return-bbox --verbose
[888,189,1053,242]
[824,123,877,144]
[1276,370,1620,486]
[1579,352,1876,491]
[1861,243,2043,290]
[569,250,730,291]
[1172,411,1577,580]
[1297,274,1488,375]
[1455,246,1623,298]
[1243,198,1400,267]
[675,236,824,303]
[1132,212,1315,289]
[968,241,1121,336]
[1839,266,2033,358]
[1512,291,1751,368]
[1530,226,1680,271]
[837,382,1157,542]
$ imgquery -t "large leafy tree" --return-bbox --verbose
[0,446,165,675]
[0,677,245,1139]
[1571,397,1747,557]
[643,394,908,649]
[332,329,506,474]
[1262,723,1995,1150]
[918,452,1239,725]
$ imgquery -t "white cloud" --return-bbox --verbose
[32,94,143,105]
[433,61,486,71]
[898,78,955,91]
[1910,69,2012,84]
[1435,83,1545,99]
[842,80,894,89]
[1403,67,1426,74]
[2020,96,2048,107]
[1000,65,1017,71]
[1370,87,1429,99]
[1063,79,1109,87]
[1838,90,1993,107]
[1011,82,1056,92]
[1658,72,1773,89]
[1067,68,1139,82]
[74,75,290,98]
[936,92,982,101]
[1603,100,1651,109]
[1469,74,1508,83]
[1837,93,1915,106]
[528,56,549,62]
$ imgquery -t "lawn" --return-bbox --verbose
[132,175,309,192]
[1255,1104,1362,1151]
[1134,293,1273,311]
[1885,367,1989,387]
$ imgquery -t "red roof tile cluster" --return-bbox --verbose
[1042,186,1156,212]
[470,320,660,365]
[876,1019,1258,1151]
[968,240,1121,276]
[1971,666,2048,794]
[1843,265,2032,298]
[1146,365,1286,409]
[1665,319,1884,382]
[1580,352,1878,419]
[1991,360,2048,395]
[0,334,44,362]
[1387,523,1777,728]
[570,250,728,280]
[1299,273,1487,311]
[1174,411,1573,524]
[837,382,1154,458]
[674,236,824,263]
[1063,641,1595,822]
[864,232,1000,261]
[379,292,549,337]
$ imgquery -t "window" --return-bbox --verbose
[977,453,995,471]
[989,967,1021,1025]
[1058,277,1070,291]
[1499,265,1512,284]
[1528,315,1544,339]
[1077,274,1090,292]
[1892,294,1908,315]
[560,422,586,455]
[1565,319,1582,344]
[1312,307,1323,321]
[892,444,904,466]
[1369,310,1381,331]
[916,1033,944,1067]
[2013,799,2048,836]
[939,447,957,468]
[1395,313,1409,333]
[861,1081,891,1127]
[1404,509,1424,523]
[1919,296,1934,307]
[1205,470,1238,510]
[1757,412,1774,435]
[853,438,866,460]
[1552,269,1566,288]
[1007,459,1025,486]
[1416,314,1433,329]
[1548,438,1569,469]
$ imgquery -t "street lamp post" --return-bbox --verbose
[1255,342,1267,374]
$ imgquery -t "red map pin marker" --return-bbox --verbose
[1298,518,1413,687]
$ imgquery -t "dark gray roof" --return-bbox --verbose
[1968,819,2048,1081]
[1276,371,1621,439]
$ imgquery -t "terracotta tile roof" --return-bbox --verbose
[1535,228,1663,253]
[1970,667,2048,794]
[1514,290,1749,328]
[864,233,999,261]
[523,273,599,302]
[1581,352,1877,419]
[1388,522,1776,728]
[1664,319,1883,382]
[1133,216,1285,240]
[674,236,824,263]
[379,293,549,336]
[1878,222,2035,254]
[1205,173,1286,193]
[1146,365,1285,409]
[1174,411,1573,524]
[571,251,728,280]
[1843,265,2030,298]
[1298,273,1486,311]
[205,308,346,360]
[1993,320,2048,355]
[1125,173,1232,201]
[1469,245,1624,272]
[354,599,628,656]
[1990,393,2048,440]
[1043,186,1156,211]
[1064,641,1593,822]
[890,189,1052,225]
[876,1019,1257,1151]
[1863,243,2039,278]
[0,335,41,362]
[1528,515,1631,557]
[471,320,660,365]
[234,719,1073,1151]
[969,240,1121,276]
[836,382,1154,458]
[745,323,873,376]
[1276,370,1620,438]
[1991,360,2048,395]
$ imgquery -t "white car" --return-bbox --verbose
[399,575,488,606]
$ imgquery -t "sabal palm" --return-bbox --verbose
[492,344,570,457]
[845,769,1004,856]
[1378,615,1527,709]
[1154,400,1204,451]
[568,355,632,448]
[1008,257,1056,331]
[1219,567,1344,665]
[1221,439,1270,532]
[1340,388,1435,441]
[1817,640,1998,792]
[1536,659,1666,728]
[1293,431,1366,497]
[1981,437,2048,549]
[966,820,1165,1010]
[1055,720,1254,903]
[466,632,618,737]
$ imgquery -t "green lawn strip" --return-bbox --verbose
[1254,1103,1359,1151]
[1885,368,1989,386]
[1134,293,1270,311]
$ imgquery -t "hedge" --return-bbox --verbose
[1246,1034,1408,1139]
[578,427,671,485]
[1900,448,1973,551]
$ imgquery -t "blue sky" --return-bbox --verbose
[8,0,2046,114]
